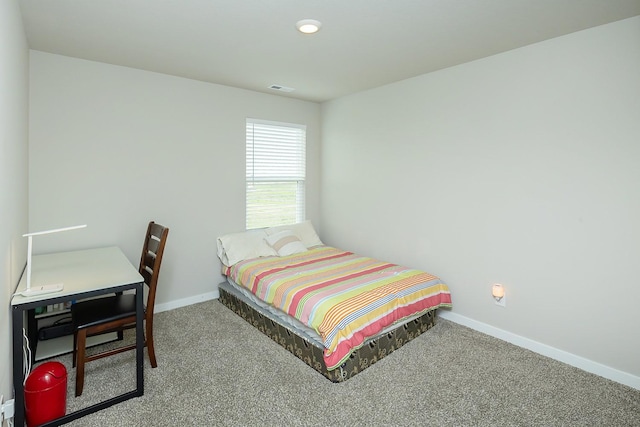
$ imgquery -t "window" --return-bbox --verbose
[246,119,306,230]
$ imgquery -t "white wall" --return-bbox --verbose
[321,17,640,387]
[28,51,321,309]
[0,0,29,411]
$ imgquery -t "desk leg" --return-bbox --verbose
[12,306,26,427]
[135,283,144,396]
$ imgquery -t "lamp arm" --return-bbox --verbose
[21,224,87,294]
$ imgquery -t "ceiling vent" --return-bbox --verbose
[269,84,295,92]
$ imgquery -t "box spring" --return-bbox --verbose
[218,282,438,382]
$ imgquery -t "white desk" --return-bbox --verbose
[11,246,145,426]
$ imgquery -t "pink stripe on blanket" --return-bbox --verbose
[323,292,452,369]
[251,251,352,294]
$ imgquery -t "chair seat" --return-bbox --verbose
[72,294,138,330]
[72,221,168,396]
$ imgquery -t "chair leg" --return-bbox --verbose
[72,330,77,368]
[75,329,87,397]
[146,319,157,368]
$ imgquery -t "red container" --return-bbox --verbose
[24,361,67,427]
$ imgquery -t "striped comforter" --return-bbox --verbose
[224,246,452,370]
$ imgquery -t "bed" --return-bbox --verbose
[216,221,452,382]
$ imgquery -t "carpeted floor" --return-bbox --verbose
[43,300,640,426]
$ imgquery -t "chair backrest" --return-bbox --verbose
[139,221,169,320]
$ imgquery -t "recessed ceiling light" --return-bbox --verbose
[296,19,322,34]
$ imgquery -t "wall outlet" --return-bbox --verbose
[1,396,15,422]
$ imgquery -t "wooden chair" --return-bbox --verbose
[71,221,169,397]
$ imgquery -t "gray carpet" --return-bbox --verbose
[46,300,639,426]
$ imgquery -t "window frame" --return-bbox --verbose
[245,118,306,230]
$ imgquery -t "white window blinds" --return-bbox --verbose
[246,119,306,230]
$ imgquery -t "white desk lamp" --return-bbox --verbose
[21,224,87,297]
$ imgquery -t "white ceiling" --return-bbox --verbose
[18,0,640,103]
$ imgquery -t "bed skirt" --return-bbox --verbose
[218,283,438,382]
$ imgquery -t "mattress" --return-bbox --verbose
[218,280,439,382]
[224,277,324,347]
[223,246,452,370]
[224,277,429,349]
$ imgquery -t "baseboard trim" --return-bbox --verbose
[155,289,219,314]
[437,310,640,391]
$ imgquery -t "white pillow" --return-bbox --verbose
[217,229,277,267]
[265,230,308,256]
[265,220,323,248]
